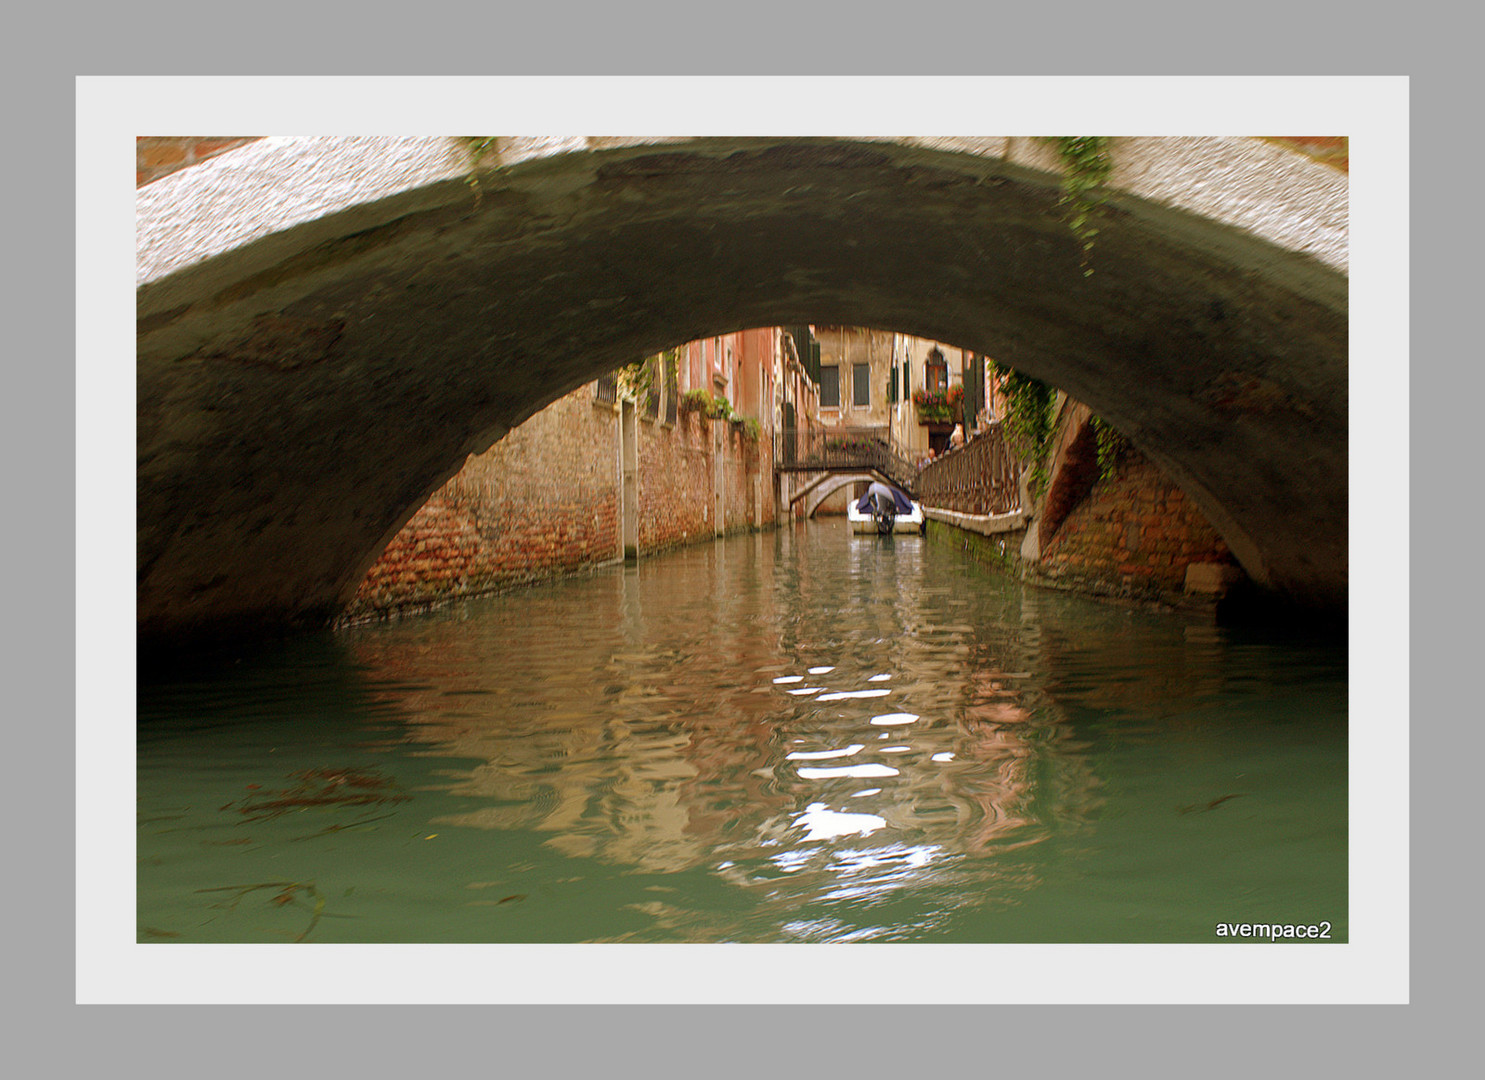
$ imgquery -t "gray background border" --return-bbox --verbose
[20,4,1457,1072]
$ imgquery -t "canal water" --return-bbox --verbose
[136,519,1347,945]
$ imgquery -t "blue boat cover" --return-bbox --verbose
[857,482,914,515]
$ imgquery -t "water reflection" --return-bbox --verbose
[138,519,1346,943]
[336,524,1105,933]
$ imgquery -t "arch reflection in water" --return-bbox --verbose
[137,519,1345,944]
[346,522,1105,939]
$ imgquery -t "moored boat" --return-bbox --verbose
[848,481,925,535]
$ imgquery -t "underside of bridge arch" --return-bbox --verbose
[137,135,1347,650]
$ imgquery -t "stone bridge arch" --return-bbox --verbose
[791,473,891,519]
[137,135,1347,647]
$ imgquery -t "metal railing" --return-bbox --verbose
[775,426,920,495]
[915,420,1023,515]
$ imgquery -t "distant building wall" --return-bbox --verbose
[814,326,894,429]
[891,333,976,460]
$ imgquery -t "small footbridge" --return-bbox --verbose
[776,426,922,516]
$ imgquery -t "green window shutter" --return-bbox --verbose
[820,364,840,407]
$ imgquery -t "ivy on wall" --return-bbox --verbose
[1090,415,1128,484]
[993,362,1057,499]
[457,137,501,206]
[617,352,659,402]
[994,361,1129,496]
[677,388,762,442]
[1046,136,1113,276]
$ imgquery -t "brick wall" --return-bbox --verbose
[721,422,768,531]
[1032,446,1238,603]
[636,411,774,548]
[638,410,714,549]
[345,386,621,619]
[346,387,778,621]
[136,136,263,187]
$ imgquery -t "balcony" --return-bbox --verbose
[913,386,962,426]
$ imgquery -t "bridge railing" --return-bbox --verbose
[776,426,920,493]
[776,426,886,471]
[915,420,1023,515]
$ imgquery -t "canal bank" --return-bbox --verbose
[925,518,1230,619]
[915,392,1259,621]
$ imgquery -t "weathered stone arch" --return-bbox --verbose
[794,473,889,519]
[137,135,1347,647]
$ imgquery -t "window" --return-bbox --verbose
[926,349,948,394]
[852,363,870,407]
[820,364,840,408]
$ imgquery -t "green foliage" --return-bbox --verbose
[1091,415,1128,483]
[677,387,736,422]
[617,353,660,402]
[1047,136,1113,276]
[739,416,762,442]
[993,362,1057,499]
[912,388,957,424]
[456,137,500,206]
[825,435,878,455]
[617,348,684,412]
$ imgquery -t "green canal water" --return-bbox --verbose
[136,519,1347,945]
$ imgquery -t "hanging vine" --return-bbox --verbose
[617,352,661,404]
[992,362,1058,499]
[1090,415,1128,483]
[456,136,501,207]
[1046,136,1113,276]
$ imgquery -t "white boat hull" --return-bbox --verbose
[848,501,925,534]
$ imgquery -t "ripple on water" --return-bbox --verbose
[136,519,1348,945]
